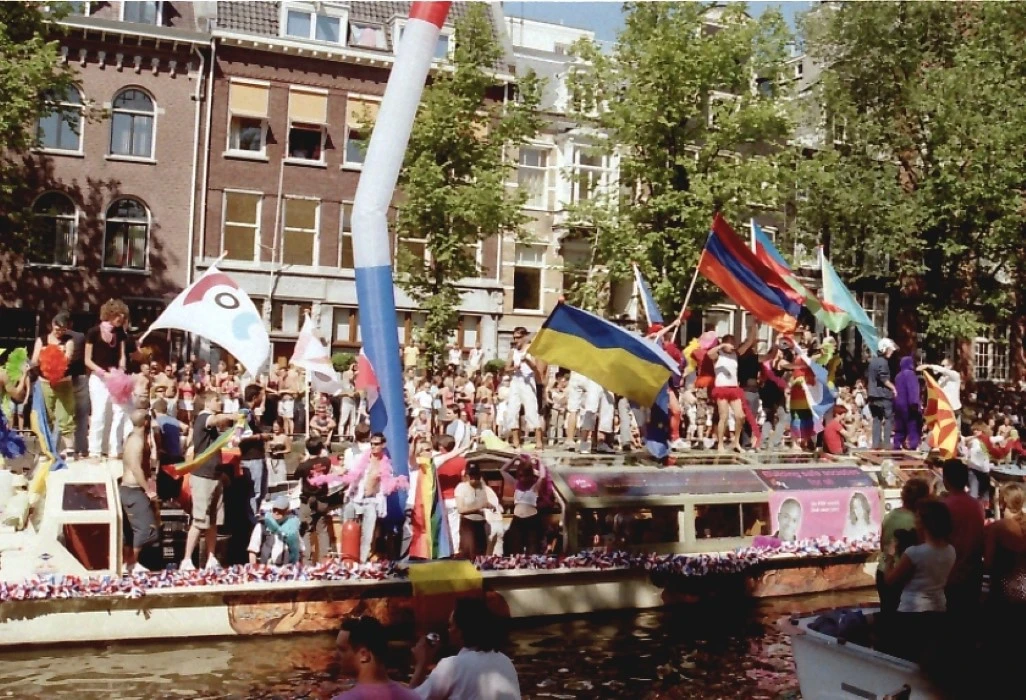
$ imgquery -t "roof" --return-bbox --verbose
[216,1,479,53]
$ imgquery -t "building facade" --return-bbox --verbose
[0,1,211,352]
[199,1,511,365]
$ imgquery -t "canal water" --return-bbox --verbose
[0,590,872,699]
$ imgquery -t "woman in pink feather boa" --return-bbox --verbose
[341,432,408,562]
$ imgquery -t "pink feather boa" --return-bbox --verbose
[103,368,135,405]
[339,451,408,495]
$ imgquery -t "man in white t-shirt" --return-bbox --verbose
[410,598,520,700]
[467,343,484,375]
[918,358,963,426]
[505,327,545,449]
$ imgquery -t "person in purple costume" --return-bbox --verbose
[893,355,922,449]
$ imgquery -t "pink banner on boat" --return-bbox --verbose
[768,488,881,542]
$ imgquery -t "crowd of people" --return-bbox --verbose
[873,459,1026,694]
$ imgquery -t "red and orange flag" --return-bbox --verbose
[923,371,959,458]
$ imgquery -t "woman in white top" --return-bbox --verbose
[705,319,758,453]
[884,499,956,662]
[502,456,548,555]
[454,463,496,559]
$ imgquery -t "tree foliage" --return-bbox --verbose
[0,2,80,252]
[564,2,793,317]
[795,2,1026,344]
[397,3,542,369]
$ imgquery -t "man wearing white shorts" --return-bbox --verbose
[580,377,614,454]
[563,371,589,450]
[505,327,544,449]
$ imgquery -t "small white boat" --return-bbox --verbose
[780,608,935,700]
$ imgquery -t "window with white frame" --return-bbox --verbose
[973,327,1010,382]
[227,80,269,156]
[103,198,149,270]
[348,21,387,50]
[223,191,261,262]
[344,96,379,167]
[513,243,546,311]
[517,147,555,210]
[283,2,345,44]
[281,197,319,266]
[397,233,427,266]
[37,87,83,153]
[31,192,77,266]
[572,147,609,204]
[332,306,360,345]
[287,87,328,163]
[109,88,155,158]
[270,300,312,334]
[859,292,889,343]
[394,21,452,60]
[338,202,355,269]
[122,1,161,25]
[65,1,91,15]
[460,315,480,349]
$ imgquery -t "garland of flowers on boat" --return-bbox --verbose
[0,535,878,602]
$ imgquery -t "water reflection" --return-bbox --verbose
[0,590,872,699]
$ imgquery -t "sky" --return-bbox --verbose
[502,1,812,43]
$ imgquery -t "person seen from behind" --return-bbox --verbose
[410,597,520,699]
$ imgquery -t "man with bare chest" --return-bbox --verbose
[121,410,158,573]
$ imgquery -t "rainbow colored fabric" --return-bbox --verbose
[28,381,67,494]
[408,457,454,560]
[699,215,799,333]
[171,416,246,475]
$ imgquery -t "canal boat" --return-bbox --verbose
[0,449,900,648]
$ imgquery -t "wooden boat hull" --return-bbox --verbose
[0,553,875,648]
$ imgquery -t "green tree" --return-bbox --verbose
[564,2,793,317]
[0,2,80,253]
[795,2,1026,349]
[397,4,542,369]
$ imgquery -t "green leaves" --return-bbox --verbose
[396,4,542,369]
[796,2,1026,347]
[565,2,795,318]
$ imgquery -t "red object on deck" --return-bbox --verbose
[341,520,361,562]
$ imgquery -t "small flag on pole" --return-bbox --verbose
[145,265,269,377]
[820,248,880,351]
[291,315,342,394]
[633,263,664,327]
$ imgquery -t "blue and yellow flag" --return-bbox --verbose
[529,303,679,407]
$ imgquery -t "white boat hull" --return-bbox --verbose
[782,610,939,700]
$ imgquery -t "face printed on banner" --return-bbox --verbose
[776,499,802,542]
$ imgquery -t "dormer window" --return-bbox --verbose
[122,1,161,25]
[348,21,387,50]
[393,20,453,60]
[283,2,346,45]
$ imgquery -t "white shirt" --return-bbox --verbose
[714,352,739,388]
[414,391,434,411]
[454,482,489,521]
[468,348,484,372]
[511,348,535,384]
[447,418,473,451]
[448,348,462,367]
[932,366,962,412]
[414,648,521,700]
[343,442,370,473]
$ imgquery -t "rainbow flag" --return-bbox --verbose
[172,416,245,475]
[923,371,959,458]
[409,457,454,560]
[699,214,799,333]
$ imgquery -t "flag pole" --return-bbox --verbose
[651,244,705,343]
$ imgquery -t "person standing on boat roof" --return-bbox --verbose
[867,339,897,449]
[239,383,273,526]
[504,327,545,449]
[707,317,760,453]
[121,409,159,574]
[180,391,238,571]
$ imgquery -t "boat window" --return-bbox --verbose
[62,483,109,511]
[695,503,742,539]
[576,507,680,548]
[742,503,771,536]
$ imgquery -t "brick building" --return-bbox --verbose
[197,1,513,364]
[0,1,211,353]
